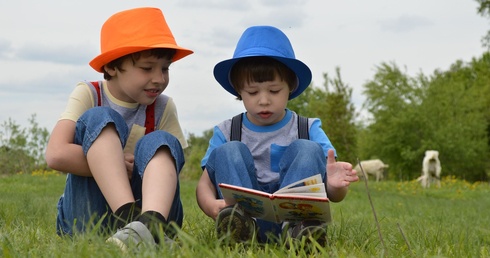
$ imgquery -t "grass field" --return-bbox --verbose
[1,171,489,257]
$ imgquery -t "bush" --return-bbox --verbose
[0,114,49,175]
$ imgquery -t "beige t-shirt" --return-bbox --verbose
[59,81,188,153]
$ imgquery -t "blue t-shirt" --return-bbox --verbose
[201,109,335,184]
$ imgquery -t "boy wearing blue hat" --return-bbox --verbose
[196,26,359,244]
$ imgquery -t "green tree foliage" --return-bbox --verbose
[469,53,490,147]
[0,114,49,175]
[360,62,425,179]
[476,0,490,49]
[289,67,358,163]
[361,59,489,181]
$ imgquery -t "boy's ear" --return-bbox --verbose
[104,65,117,76]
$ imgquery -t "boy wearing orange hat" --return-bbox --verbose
[196,26,358,245]
[45,7,192,250]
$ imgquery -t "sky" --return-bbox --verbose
[0,0,488,137]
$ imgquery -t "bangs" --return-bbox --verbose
[230,57,297,91]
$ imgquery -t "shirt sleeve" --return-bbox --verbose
[308,118,336,158]
[59,82,94,122]
[158,97,188,149]
[200,125,227,168]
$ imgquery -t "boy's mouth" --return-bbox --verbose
[144,89,160,98]
[258,111,272,119]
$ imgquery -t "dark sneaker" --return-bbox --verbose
[106,221,156,252]
[285,220,328,247]
[216,205,256,243]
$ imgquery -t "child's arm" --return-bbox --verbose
[45,119,93,176]
[325,149,359,202]
[196,168,227,220]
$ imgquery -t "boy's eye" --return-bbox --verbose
[141,67,152,71]
[247,91,258,95]
[270,90,280,94]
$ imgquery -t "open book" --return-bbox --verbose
[219,174,331,224]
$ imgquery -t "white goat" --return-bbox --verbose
[354,159,389,182]
[417,150,442,188]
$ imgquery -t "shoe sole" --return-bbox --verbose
[216,207,255,242]
[106,237,128,252]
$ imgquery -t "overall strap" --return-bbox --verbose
[144,102,156,135]
[88,81,155,135]
[230,113,243,141]
[90,81,102,106]
[297,115,309,140]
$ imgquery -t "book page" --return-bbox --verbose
[219,183,278,222]
[273,183,326,198]
[272,196,331,223]
[274,174,324,195]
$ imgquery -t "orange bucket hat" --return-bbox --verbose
[89,7,193,73]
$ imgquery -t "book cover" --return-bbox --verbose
[219,174,331,223]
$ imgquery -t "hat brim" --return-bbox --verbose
[89,44,193,73]
[213,55,312,100]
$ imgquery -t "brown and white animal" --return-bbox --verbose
[354,159,389,182]
[417,150,442,188]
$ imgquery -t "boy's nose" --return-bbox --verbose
[258,94,270,105]
[152,70,166,84]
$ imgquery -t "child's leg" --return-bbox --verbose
[278,139,328,245]
[206,141,260,242]
[205,141,259,197]
[87,124,135,211]
[141,147,176,218]
[278,139,326,188]
[132,131,185,230]
[57,107,131,235]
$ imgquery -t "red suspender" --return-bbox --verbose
[92,81,102,106]
[90,81,155,135]
[145,102,156,134]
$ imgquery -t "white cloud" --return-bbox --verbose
[379,15,433,33]
[16,44,96,65]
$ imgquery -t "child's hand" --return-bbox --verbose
[211,199,228,220]
[326,149,359,189]
[124,153,134,179]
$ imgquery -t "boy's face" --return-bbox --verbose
[240,76,289,126]
[105,53,172,105]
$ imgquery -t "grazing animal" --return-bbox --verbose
[354,159,389,182]
[417,150,442,188]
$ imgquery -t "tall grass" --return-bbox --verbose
[1,172,489,257]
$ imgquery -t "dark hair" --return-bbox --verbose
[103,48,177,80]
[229,57,297,100]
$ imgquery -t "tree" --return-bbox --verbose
[289,67,358,163]
[320,68,358,163]
[422,58,489,181]
[0,114,49,175]
[26,114,50,168]
[476,0,490,49]
[361,62,425,179]
[361,60,489,181]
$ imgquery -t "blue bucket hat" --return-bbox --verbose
[213,26,312,100]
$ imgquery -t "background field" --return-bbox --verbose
[1,172,489,257]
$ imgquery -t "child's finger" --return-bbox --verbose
[327,149,336,164]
